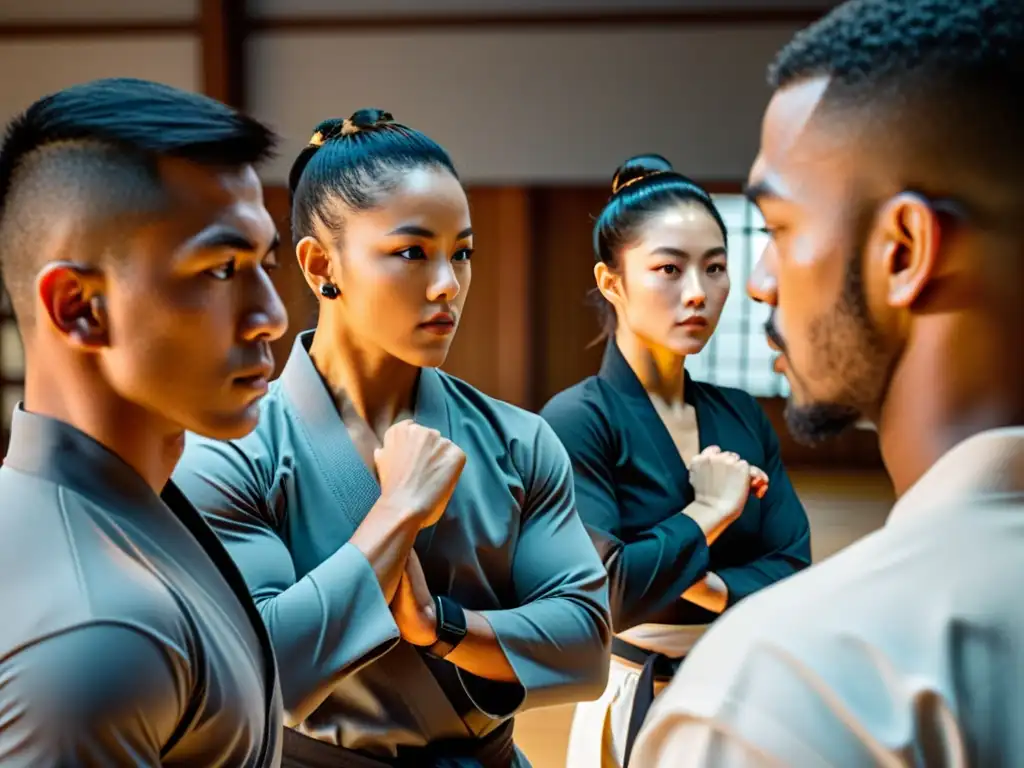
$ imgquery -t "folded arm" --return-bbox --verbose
[542,397,711,631]
[453,421,613,717]
[716,408,812,608]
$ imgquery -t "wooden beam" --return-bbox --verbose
[493,189,533,408]
[199,0,248,109]
[249,8,828,34]
[0,21,195,40]
[0,6,828,43]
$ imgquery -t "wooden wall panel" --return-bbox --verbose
[530,186,609,406]
[443,187,532,406]
[262,185,315,372]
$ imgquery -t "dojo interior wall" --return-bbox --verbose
[0,6,896,765]
[0,0,879,472]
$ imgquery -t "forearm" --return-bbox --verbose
[446,611,518,684]
[605,514,710,630]
[681,571,729,614]
[473,591,611,710]
[258,544,401,722]
[717,549,809,607]
[681,500,730,546]
[348,497,423,603]
[715,496,811,608]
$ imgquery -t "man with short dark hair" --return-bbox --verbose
[0,78,288,766]
[631,1,1024,764]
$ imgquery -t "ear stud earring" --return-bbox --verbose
[320,283,339,299]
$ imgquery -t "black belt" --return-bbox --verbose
[281,719,516,768]
[611,637,684,768]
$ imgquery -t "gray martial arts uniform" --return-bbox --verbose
[0,407,283,767]
[173,330,611,767]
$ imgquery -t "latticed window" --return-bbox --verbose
[684,194,788,398]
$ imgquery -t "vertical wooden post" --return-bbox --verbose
[200,0,247,109]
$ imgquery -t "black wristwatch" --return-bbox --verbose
[425,595,467,659]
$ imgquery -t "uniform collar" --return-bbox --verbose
[597,337,697,406]
[4,404,160,509]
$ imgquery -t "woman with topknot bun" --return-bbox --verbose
[175,109,612,767]
[541,153,810,768]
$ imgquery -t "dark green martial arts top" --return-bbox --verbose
[173,330,611,765]
[0,407,283,767]
[541,339,812,632]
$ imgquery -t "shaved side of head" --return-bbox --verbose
[0,78,277,329]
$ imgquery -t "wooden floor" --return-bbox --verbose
[513,470,896,767]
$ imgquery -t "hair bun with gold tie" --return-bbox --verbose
[307,109,395,147]
[344,108,394,134]
[287,106,453,212]
[610,153,680,196]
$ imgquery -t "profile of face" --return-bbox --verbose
[303,165,473,369]
[745,76,923,444]
[38,157,289,439]
[597,202,730,357]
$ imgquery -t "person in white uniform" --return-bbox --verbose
[631,0,1024,765]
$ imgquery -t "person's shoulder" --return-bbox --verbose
[185,380,289,457]
[5,622,188,695]
[539,376,612,423]
[646,556,851,748]
[175,382,295,493]
[539,378,625,466]
[434,368,549,435]
[685,526,902,671]
[0,622,189,763]
[0,470,94,650]
[645,526,959,767]
[434,370,571,478]
[0,475,193,665]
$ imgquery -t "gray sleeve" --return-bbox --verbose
[466,419,612,714]
[173,434,401,725]
[0,624,188,767]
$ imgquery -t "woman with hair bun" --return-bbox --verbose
[174,109,611,767]
[541,154,811,768]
